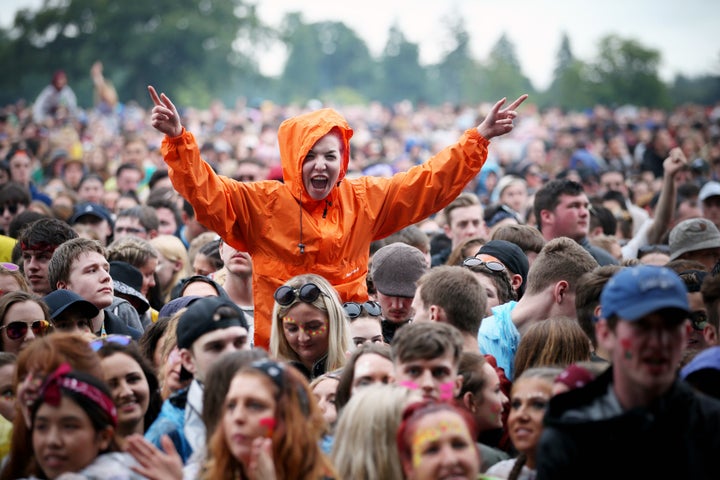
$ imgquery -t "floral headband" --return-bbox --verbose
[35,363,117,428]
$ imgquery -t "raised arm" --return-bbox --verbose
[646,147,687,244]
[148,85,183,138]
[476,94,528,140]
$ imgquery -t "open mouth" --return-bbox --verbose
[310,177,328,189]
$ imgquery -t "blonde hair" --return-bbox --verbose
[331,384,411,480]
[149,234,191,302]
[270,274,351,373]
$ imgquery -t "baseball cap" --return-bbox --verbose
[370,242,427,298]
[176,297,249,380]
[109,261,149,313]
[699,181,720,202]
[600,265,689,322]
[176,297,249,350]
[680,345,720,379]
[158,295,202,319]
[43,289,99,321]
[669,218,720,261]
[477,239,529,296]
[70,202,114,227]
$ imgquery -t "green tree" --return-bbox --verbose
[376,23,427,105]
[543,33,593,110]
[586,34,670,108]
[482,33,534,103]
[279,13,374,104]
[430,16,481,104]
[0,0,268,108]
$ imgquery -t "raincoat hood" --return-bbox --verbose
[277,108,353,204]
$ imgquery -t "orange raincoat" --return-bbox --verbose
[162,109,490,349]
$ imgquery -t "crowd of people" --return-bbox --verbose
[0,65,715,478]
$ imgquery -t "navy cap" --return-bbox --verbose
[43,289,99,321]
[176,297,248,350]
[70,202,114,227]
[477,239,529,296]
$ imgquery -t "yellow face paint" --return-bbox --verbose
[410,417,469,468]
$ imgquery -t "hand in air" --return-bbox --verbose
[477,94,528,140]
[148,85,183,138]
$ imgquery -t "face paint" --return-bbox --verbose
[620,338,633,359]
[307,324,327,337]
[439,381,455,400]
[411,417,469,467]
[399,380,419,390]
[283,316,297,324]
[259,417,276,438]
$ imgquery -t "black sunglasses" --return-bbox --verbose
[1,204,18,215]
[90,334,133,352]
[343,301,382,319]
[689,311,708,331]
[274,283,327,306]
[462,257,506,273]
[1,320,50,340]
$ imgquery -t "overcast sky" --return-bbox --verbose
[4,0,719,90]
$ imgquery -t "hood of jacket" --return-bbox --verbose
[277,108,353,206]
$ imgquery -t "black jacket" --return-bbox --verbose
[537,367,720,479]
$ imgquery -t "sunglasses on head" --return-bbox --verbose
[274,283,328,306]
[1,320,50,340]
[343,301,382,319]
[689,311,709,331]
[462,257,506,273]
[90,334,133,352]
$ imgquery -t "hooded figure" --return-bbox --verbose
[149,87,526,348]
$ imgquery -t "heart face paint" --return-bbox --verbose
[259,417,276,438]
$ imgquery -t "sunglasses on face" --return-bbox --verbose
[274,283,328,306]
[343,301,382,319]
[1,319,50,340]
[689,311,709,331]
[89,334,133,352]
[462,257,506,273]
[1,204,18,215]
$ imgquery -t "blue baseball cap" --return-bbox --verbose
[600,265,689,322]
[680,346,720,380]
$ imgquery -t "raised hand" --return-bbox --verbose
[477,94,528,140]
[148,85,183,138]
[126,433,184,480]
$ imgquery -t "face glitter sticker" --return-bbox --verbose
[410,417,469,468]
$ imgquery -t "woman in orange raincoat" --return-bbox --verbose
[148,86,527,349]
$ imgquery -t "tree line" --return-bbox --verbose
[1,0,718,111]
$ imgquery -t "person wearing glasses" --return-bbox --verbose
[477,237,598,381]
[537,266,720,479]
[343,299,384,349]
[270,273,351,381]
[148,85,526,350]
[0,291,50,355]
[0,181,30,237]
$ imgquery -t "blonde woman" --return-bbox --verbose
[270,273,351,380]
[149,234,191,304]
[331,384,414,479]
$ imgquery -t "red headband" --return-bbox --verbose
[37,363,117,428]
